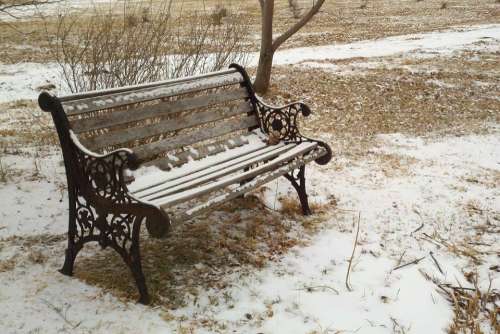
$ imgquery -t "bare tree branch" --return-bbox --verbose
[0,0,60,18]
[272,0,325,51]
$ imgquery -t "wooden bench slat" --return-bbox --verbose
[134,116,259,162]
[59,69,238,103]
[151,142,318,208]
[80,101,254,150]
[131,136,270,193]
[138,143,297,201]
[71,88,249,134]
[172,148,326,222]
[133,142,289,197]
[63,72,244,115]
[142,134,252,171]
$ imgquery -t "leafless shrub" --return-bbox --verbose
[0,0,60,19]
[288,0,302,19]
[211,4,228,25]
[45,2,249,93]
[441,2,448,9]
[360,0,368,9]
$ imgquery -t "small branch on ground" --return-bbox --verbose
[297,285,339,295]
[396,250,406,267]
[345,212,361,291]
[392,256,426,271]
[411,208,425,236]
[40,299,82,329]
[429,251,444,275]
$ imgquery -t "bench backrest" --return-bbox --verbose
[55,66,259,170]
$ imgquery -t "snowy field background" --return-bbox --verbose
[1,24,500,103]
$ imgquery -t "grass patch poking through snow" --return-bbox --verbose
[74,196,336,308]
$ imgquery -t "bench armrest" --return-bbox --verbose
[69,131,171,237]
[254,95,332,165]
[254,94,310,142]
[69,131,141,202]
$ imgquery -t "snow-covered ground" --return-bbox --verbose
[1,126,498,333]
[1,24,499,333]
[273,24,500,65]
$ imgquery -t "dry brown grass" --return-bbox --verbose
[374,153,419,178]
[418,269,499,333]
[279,195,337,216]
[0,257,17,272]
[0,100,57,151]
[73,196,334,307]
[0,233,65,272]
[444,275,499,333]
[257,47,500,159]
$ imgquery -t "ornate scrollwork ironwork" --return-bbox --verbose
[73,144,138,205]
[254,96,332,165]
[40,64,334,305]
[69,137,143,246]
[229,62,332,165]
[64,136,170,304]
[255,98,311,143]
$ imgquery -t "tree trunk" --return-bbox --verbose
[253,0,325,94]
[254,0,274,94]
[254,49,274,94]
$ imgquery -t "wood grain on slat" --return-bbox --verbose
[152,142,318,208]
[171,148,326,222]
[134,116,259,162]
[80,101,254,150]
[133,142,286,195]
[63,72,243,115]
[139,143,296,201]
[59,69,237,103]
[143,135,252,171]
[71,88,249,134]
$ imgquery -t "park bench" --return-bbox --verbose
[38,64,332,304]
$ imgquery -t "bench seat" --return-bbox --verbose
[128,130,326,221]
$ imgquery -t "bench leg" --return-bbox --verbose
[284,165,311,215]
[126,217,150,305]
[60,245,78,276]
[60,191,151,304]
[105,215,150,305]
[60,190,80,276]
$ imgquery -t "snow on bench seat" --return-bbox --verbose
[174,145,326,222]
[128,130,269,193]
[140,141,319,209]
